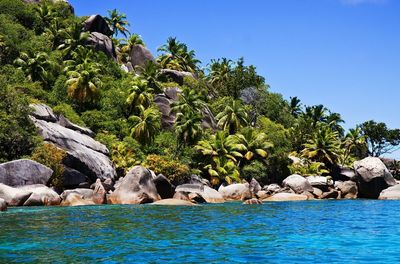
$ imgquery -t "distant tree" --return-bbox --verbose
[216,99,248,134]
[126,78,154,115]
[175,110,203,146]
[289,96,302,117]
[105,9,130,37]
[359,120,400,157]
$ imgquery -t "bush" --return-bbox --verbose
[143,154,190,185]
[53,103,85,126]
[30,143,67,188]
[240,160,269,185]
[111,137,143,177]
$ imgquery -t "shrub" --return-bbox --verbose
[111,137,143,177]
[31,143,67,188]
[240,160,269,185]
[143,154,190,185]
[53,103,85,126]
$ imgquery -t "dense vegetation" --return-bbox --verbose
[1,0,399,185]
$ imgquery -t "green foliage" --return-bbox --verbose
[143,154,190,185]
[31,143,66,188]
[216,99,248,134]
[128,106,161,145]
[53,103,85,126]
[0,0,40,30]
[288,160,329,176]
[105,9,130,37]
[111,137,143,177]
[241,160,269,185]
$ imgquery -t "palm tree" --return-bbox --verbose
[34,2,56,28]
[195,131,245,185]
[126,78,154,115]
[58,22,89,58]
[105,9,130,37]
[340,127,366,165]
[171,86,205,114]
[44,18,65,48]
[304,104,328,127]
[208,58,233,85]
[14,52,54,85]
[289,96,302,117]
[326,112,345,136]
[128,106,161,145]
[135,61,162,93]
[216,99,249,134]
[175,111,203,146]
[121,34,145,53]
[233,128,273,164]
[65,62,102,102]
[301,125,341,166]
[63,46,98,72]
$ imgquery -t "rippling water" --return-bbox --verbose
[1,200,400,263]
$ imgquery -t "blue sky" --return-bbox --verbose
[70,0,400,156]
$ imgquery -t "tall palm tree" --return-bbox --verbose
[105,9,130,37]
[65,62,102,102]
[340,127,366,165]
[304,104,328,127]
[171,86,205,114]
[175,111,203,146]
[326,112,345,136]
[44,18,65,48]
[289,96,302,117]
[128,106,161,145]
[14,52,54,85]
[58,22,89,58]
[208,58,233,85]
[135,61,162,93]
[216,99,249,134]
[34,2,56,28]
[126,78,154,115]
[301,125,341,166]
[120,34,145,53]
[63,46,98,72]
[232,128,273,163]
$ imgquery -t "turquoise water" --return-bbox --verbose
[1,200,400,263]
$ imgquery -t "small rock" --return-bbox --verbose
[336,181,358,199]
[243,198,262,205]
[0,198,7,211]
[263,183,281,193]
[173,191,191,201]
[263,193,308,202]
[256,190,270,200]
[312,187,323,198]
[92,179,107,204]
[321,189,340,199]
[249,178,262,197]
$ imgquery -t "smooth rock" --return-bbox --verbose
[312,187,323,198]
[175,184,224,203]
[173,191,191,201]
[153,174,175,199]
[282,174,314,194]
[321,189,340,199]
[129,45,154,69]
[61,193,95,206]
[87,32,116,59]
[301,191,315,200]
[152,198,195,206]
[218,183,251,201]
[18,185,60,206]
[189,174,211,187]
[379,185,400,200]
[92,179,107,204]
[0,183,32,206]
[243,198,262,205]
[30,103,58,122]
[83,14,112,36]
[263,183,281,193]
[0,159,53,187]
[256,190,270,200]
[336,181,358,199]
[354,157,396,199]
[263,193,308,202]
[0,198,6,211]
[249,178,262,197]
[61,188,94,201]
[159,69,196,85]
[109,166,161,204]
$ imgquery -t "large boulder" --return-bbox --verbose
[379,185,400,200]
[18,185,60,206]
[87,32,116,60]
[249,178,262,197]
[129,45,154,69]
[153,174,175,199]
[61,193,95,206]
[189,174,211,187]
[109,166,161,204]
[61,188,94,201]
[159,69,196,85]
[282,174,314,194]
[0,198,6,211]
[306,176,333,192]
[218,183,251,201]
[354,157,396,199]
[263,192,308,202]
[175,184,224,203]
[263,183,281,194]
[0,159,53,187]
[83,14,112,36]
[336,181,358,199]
[152,198,195,206]
[0,183,32,206]
[30,104,116,185]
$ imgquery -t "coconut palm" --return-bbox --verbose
[233,128,273,163]
[34,2,56,28]
[175,111,203,146]
[340,127,366,165]
[14,52,54,85]
[135,61,162,93]
[326,112,345,136]
[120,34,145,53]
[208,58,233,85]
[58,22,89,58]
[128,106,161,145]
[289,96,302,117]
[63,46,98,72]
[304,104,328,127]
[301,125,341,166]
[171,87,205,114]
[126,78,154,115]
[44,18,65,48]
[65,62,102,102]
[216,99,249,134]
[105,9,130,37]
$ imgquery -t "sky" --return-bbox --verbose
[70,0,400,156]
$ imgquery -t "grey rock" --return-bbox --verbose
[61,188,94,201]
[129,45,154,69]
[321,189,340,199]
[0,183,32,206]
[30,103,58,122]
[282,174,314,194]
[83,14,112,36]
[336,181,358,199]
[249,178,262,196]
[0,198,6,211]
[62,167,88,188]
[109,166,161,204]
[243,198,262,205]
[87,32,116,59]
[312,187,323,198]
[263,193,308,201]
[306,176,333,191]
[0,159,53,187]
[18,185,60,206]
[379,184,400,200]
[92,179,107,204]
[159,69,196,85]
[57,114,94,137]
[173,191,191,201]
[263,183,281,193]
[154,174,175,199]
[189,174,211,187]
[175,184,224,203]
[218,183,251,201]
[354,157,396,199]
[61,193,95,206]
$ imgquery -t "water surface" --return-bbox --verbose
[1,200,399,263]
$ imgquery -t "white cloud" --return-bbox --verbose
[340,0,388,5]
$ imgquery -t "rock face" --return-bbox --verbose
[218,183,251,201]
[336,181,358,199]
[0,183,32,206]
[321,189,340,199]
[61,188,94,201]
[0,198,6,211]
[18,185,60,206]
[153,174,175,199]
[129,45,154,69]
[83,15,112,36]
[30,104,116,186]
[109,166,161,204]
[61,193,95,206]
[154,87,217,130]
[87,32,117,60]
[152,198,195,206]
[354,157,396,199]
[159,69,196,85]
[263,192,308,202]
[0,159,53,187]
[92,179,107,204]
[306,176,332,192]
[282,174,314,194]
[175,184,224,203]
[379,185,400,200]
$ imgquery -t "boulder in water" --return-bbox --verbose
[263,192,308,202]
[152,198,195,206]
[61,193,95,206]
[0,183,32,206]
[153,174,175,199]
[175,184,224,203]
[282,174,314,194]
[18,185,60,206]
[336,180,358,199]
[218,183,251,201]
[379,184,400,200]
